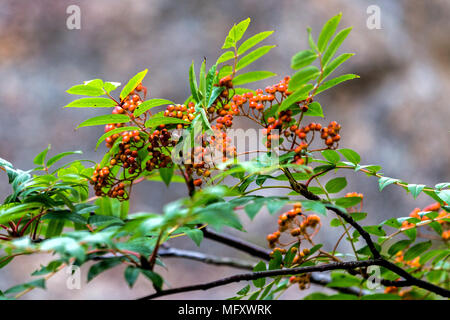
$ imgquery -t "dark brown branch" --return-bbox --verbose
[202,228,271,261]
[138,259,381,300]
[158,247,256,270]
[282,168,450,297]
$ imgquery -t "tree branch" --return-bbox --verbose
[138,259,381,300]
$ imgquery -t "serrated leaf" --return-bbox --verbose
[322,150,340,163]
[252,261,266,288]
[404,241,432,261]
[217,51,235,64]
[278,84,314,112]
[317,13,342,52]
[378,177,400,192]
[76,114,130,129]
[303,101,324,117]
[338,149,361,164]
[316,74,359,95]
[407,184,425,199]
[46,151,82,167]
[236,45,276,71]
[33,145,51,166]
[124,266,140,288]
[238,31,274,55]
[233,71,277,85]
[189,61,199,103]
[120,69,148,100]
[66,84,105,96]
[63,97,117,108]
[291,50,317,69]
[159,166,174,187]
[222,18,251,49]
[288,66,320,91]
[186,229,204,247]
[325,177,347,193]
[144,116,189,128]
[322,27,352,66]
[134,99,174,117]
[323,53,354,79]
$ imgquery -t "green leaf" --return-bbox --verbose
[133,99,174,117]
[378,177,400,192]
[186,229,204,247]
[326,271,361,288]
[103,81,121,94]
[322,150,340,163]
[222,18,251,49]
[124,266,140,288]
[404,241,432,261]
[301,200,327,215]
[316,74,359,95]
[317,13,342,52]
[362,225,385,236]
[361,294,401,300]
[63,97,117,108]
[233,71,277,86]
[252,261,266,288]
[407,184,426,199]
[217,51,235,64]
[33,145,51,166]
[244,199,265,220]
[238,31,274,55]
[159,166,174,187]
[5,278,46,295]
[323,53,354,79]
[291,50,317,69]
[67,84,105,96]
[279,84,314,112]
[140,270,163,291]
[338,148,361,164]
[88,258,123,282]
[325,177,347,193]
[236,45,276,71]
[388,240,412,256]
[436,189,450,204]
[236,284,251,295]
[335,196,361,208]
[46,150,82,168]
[199,59,206,98]
[303,101,324,117]
[120,69,148,101]
[189,61,199,103]
[322,27,352,66]
[307,27,318,52]
[76,114,130,129]
[144,116,189,128]
[288,66,320,91]
[95,126,140,151]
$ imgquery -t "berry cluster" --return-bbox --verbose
[289,273,311,290]
[164,103,196,129]
[104,84,147,148]
[320,121,341,148]
[267,203,322,266]
[145,127,175,172]
[91,130,145,200]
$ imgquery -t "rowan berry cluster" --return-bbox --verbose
[91,130,145,200]
[289,273,311,290]
[105,84,147,148]
[182,127,237,187]
[145,127,174,172]
[164,103,196,129]
[267,203,322,267]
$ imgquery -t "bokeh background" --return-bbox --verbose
[0,0,449,299]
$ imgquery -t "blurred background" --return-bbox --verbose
[0,0,449,299]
